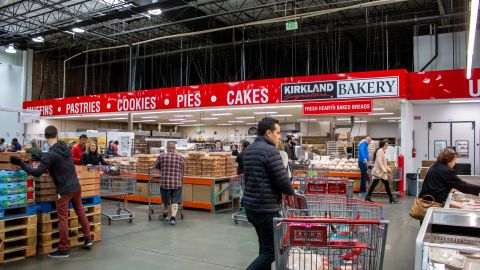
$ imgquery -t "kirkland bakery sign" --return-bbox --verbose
[281,77,399,102]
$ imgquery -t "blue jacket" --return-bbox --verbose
[358,140,369,162]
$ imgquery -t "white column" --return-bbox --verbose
[400,99,415,182]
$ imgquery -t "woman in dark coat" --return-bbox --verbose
[80,142,106,166]
[419,148,480,205]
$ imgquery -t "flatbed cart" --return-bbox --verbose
[97,165,137,225]
[230,174,247,224]
[274,217,389,270]
[147,166,184,221]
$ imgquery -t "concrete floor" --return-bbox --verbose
[5,196,419,270]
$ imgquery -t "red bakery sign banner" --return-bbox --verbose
[408,68,480,100]
[23,69,407,116]
[303,100,373,115]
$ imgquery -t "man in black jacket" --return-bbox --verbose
[11,126,93,258]
[243,118,295,270]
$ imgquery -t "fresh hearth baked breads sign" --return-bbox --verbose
[24,69,407,116]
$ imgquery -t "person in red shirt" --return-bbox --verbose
[72,134,88,165]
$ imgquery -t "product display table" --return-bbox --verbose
[103,174,232,214]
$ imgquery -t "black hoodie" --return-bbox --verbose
[19,141,80,195]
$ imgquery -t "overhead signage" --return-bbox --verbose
[303,100,373,115]
[282,76,399,102]
[23,70,407,116]
[408,69,480,100]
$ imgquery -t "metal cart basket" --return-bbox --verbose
[284,193,385,220]
[274,217,389,270]
[296,176,354,198]
[230,174,247,224]
[147,166,184,221]
[98,165,136,225]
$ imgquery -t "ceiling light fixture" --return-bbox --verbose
[380,117,401,120]
[72,27,85,33]
[147,8,162,15]
[449,99,480,103]
[228,120,245,123]
[179,124,204,127]
[181,120,197,123]
[158,122,184,125]
[297,118,317,122]
[173,114,193,118]
[253,111,277,115]
[368,112,394,116]
[467,0,479,79]
[388,120,401,123]
[246,122,258,125]
[217,124,232,126]
[236,116,255,119]
[211,113,233,116]
[372,107,385,111]
[201,118,219,120]
[336,117,360,121]
[32,36,44,43]
[356,121,368,123]
[98,118,128,121]
[5,44,16,54]
[141,116,159,119]
[133,120,156,123]
[169,118,186,121]
[275,114,293,117]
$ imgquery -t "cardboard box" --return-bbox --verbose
[135,182,149,197]
[192,184,211,203]
[182,184,192,202]
[0,163,21,170]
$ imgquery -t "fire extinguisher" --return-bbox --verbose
[412,147,417,158]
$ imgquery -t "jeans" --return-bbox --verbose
[358,161,368,194]
[56,190,91,251]
[246,211,280,270]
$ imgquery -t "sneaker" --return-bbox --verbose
[169,217,176,225]
[161,213,168,221]
[83,238,93,248]
[48,250,70,258]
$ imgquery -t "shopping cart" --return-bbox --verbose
[98,165,137,225]
[297,176,354,198]
[230,174,247,224]
[147,166,184,221]
[274,217,389,270]
[284,193,385,220]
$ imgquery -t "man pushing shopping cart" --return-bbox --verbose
[154,141,185,225]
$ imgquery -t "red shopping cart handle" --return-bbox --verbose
[280,218,382,225]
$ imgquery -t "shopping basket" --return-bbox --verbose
[274,217,389,270]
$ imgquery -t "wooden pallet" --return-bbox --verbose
[37,205,101,223]
[37,231,101,254]
[0,215,36,232]
[38,213,101,233]
[0,246,36,264]
[0,215,37,263]
[38,222,101,243]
